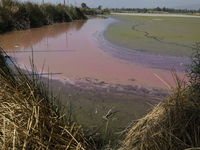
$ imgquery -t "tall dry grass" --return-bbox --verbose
[0,47,95,149]
[121,70,200,149]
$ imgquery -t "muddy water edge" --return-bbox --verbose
[0,16,180,141]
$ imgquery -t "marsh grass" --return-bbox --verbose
[121,70,200,149]
[0,0,87,32]
[0,47,96,149]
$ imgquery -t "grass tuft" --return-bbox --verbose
[121,70,200,149]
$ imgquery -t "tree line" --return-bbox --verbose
[110,7,200,14]
[81,3,110,15]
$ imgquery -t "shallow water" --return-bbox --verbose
[0,16,186,89]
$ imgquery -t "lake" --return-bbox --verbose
[0,15,190,89]
[0,14,196,136]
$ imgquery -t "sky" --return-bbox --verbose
[18,0,200,9]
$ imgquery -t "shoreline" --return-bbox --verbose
[93,16,190,72]
[3,15,189,92]
[16,59,167,130]
[40,73,166,130]
[102,13,200,57]
[3,15,179,133]
[11,15,188,90]
[19,61,168,99]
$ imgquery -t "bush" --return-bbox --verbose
[26,2,46,28]
[185,42,200,93]
[75,7,88,20]
[0,4,15,31]
[56,4,72,22]
[0,1,87,33]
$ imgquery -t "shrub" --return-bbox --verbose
[56,4,72,22]
[25,2,46,28]
[0,1,87,33]
[0,4,14,31]
[75,7,88,20]
[185,42,200,93]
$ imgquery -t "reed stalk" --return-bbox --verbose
[0,47,95,149]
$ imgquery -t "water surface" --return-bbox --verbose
[0,17,186,89]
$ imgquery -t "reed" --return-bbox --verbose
[0,47,95,149]
[0,0,87,32]
[121,70,200,149]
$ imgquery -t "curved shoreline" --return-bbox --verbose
[93,16,190,72]
[2,16,187,91]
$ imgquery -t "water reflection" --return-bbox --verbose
[0,19,88,52]
[0,17,184,88]
[6,50,76,53]
[88,15,108,19]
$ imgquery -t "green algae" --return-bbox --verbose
[104,15,200,56]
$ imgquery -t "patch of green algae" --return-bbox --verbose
[104,15,200,56]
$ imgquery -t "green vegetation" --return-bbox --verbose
[186,42,200,93]
[104,15,200,56]
[81,2,110,15]
[0,0,87,32]
[81,7,110,15]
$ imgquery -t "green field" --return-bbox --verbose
[104,15,200,56]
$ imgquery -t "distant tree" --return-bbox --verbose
[162,7,166,12]
[81,3,86,8]
[143,8,147,13]
[190,10,194,14]
[156,7,161,11]
[98,5,102,10]
[102,8,110,14]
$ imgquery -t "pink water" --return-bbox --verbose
[0,17,186,89]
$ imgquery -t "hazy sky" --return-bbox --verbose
[19,0,200,9]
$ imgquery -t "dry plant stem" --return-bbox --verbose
[0,48,96,149]
[102,107,115,120]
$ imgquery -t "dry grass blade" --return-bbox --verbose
[121,70,200,150]
[0,47,96,149]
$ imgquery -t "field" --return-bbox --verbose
[104,14,200,56]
